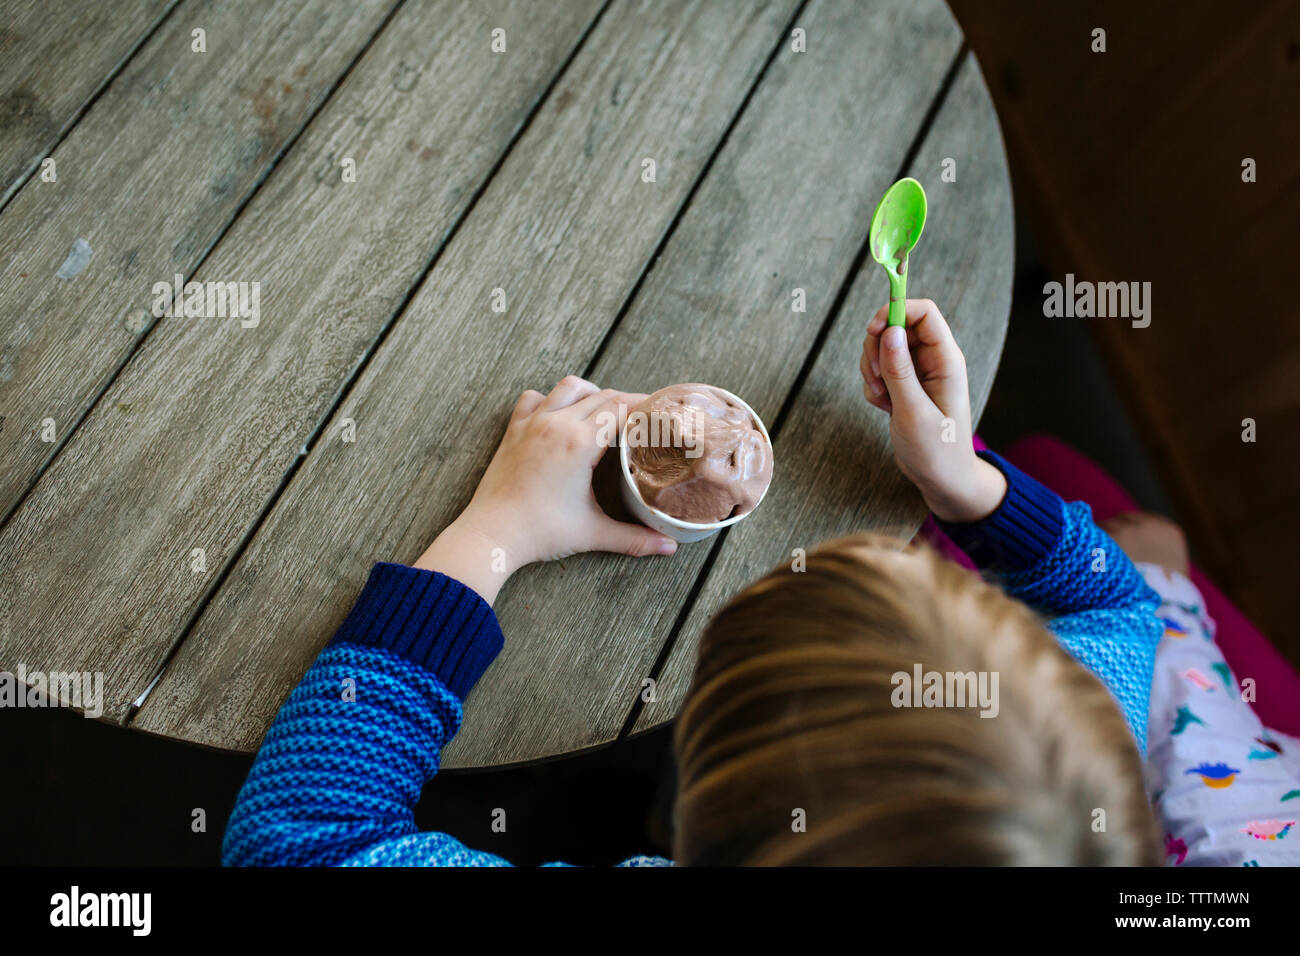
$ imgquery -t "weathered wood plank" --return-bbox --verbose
[0,0,610,719]
[143,0,962,766]
[633,53,1014,733]
[462,0,969,765]
[0,0,176,205]
[132,0,803,752]
[37,0,799,739]
[0,0,400,519]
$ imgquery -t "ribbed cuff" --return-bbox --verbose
[935,451,1064,572]
[329,562,504,700]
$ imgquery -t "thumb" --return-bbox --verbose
[878,325,930,411]
[595,518,678,558]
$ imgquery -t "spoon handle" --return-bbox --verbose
[887,271,907,327]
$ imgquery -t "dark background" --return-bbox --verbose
[3,0,1294,865]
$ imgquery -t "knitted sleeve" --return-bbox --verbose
[937,452,1163,750]
[222,563,508,866]
[1001,501,1164,749]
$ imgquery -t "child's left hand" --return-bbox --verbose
[414,375,678,604]
[859,299,1006,523]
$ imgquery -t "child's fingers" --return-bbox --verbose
[593,515,677,558]
[860,336,890,410]
[569,388,641,420]
[867,303,891,336]
[573,391,645,450]
[861,377,893,413]
[510,389,546,423]
[898,301,967,380]
[877,325,931,411]
[868,300,958,354]
[538,375,599,411]
[866,299,968,414]
[900,299,955,347]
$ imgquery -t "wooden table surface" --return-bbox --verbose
[0,0,1012,768]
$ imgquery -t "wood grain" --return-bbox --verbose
[137,0,966,765]
[0,0,176,205]
[447,0,968,767]
[0,0,398,520]
[0,0,607,720]
[124,0,802,748]
[633,53,1014,733]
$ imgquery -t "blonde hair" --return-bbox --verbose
[673,534,1160,865]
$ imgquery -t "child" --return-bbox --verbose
[221,300,1254,865]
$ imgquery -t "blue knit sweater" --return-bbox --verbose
[223,451,1162,866]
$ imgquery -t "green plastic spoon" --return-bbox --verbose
[869,177,927,327]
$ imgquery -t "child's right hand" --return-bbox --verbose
[860,298,1006,523]
[413,375,676,605]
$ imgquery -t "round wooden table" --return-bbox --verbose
[0,0,1011,768]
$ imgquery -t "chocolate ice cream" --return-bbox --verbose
[625,384,773,524]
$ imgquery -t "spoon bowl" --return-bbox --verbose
[869,177,927,326]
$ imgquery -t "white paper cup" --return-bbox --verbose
[619,386,773,544]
